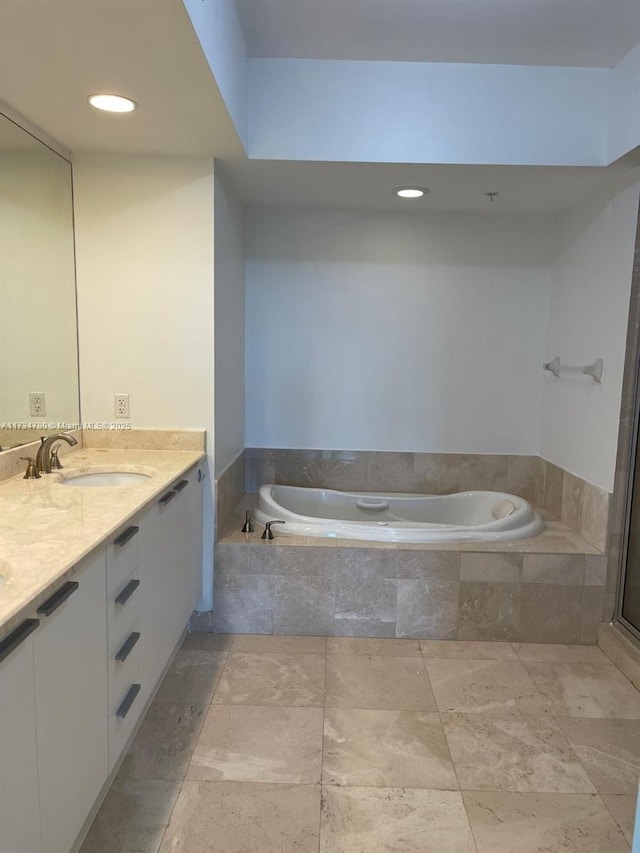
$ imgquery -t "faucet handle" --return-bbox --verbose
[241,510,254,533]
[50,448,64,470]
[20,457,41,480]
[261,520,285,540]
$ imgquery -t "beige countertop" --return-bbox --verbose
[0,447,206,638]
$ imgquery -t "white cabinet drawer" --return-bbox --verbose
[107,523,140,596]
[108,626,141,709]
[108,676,143,771]
[108,574,140,654]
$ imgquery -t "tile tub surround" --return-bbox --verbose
[82,633,638,852]
[204,452,612,642]
[540,459,611,554]
[0,445,205,636]
[212,521,606,642]
[215,449,246,537]
[245,448,532,499]
[244,449,611,551]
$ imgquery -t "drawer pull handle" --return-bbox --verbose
[0,619,39,664]
[114,525,139,547]
[174,479,189,493]
[116,683,141,718]
[115,578,140,606]
[116,631,140,662]
[159,490,176,505]
[37,581,79,617]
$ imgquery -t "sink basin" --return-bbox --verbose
[60,472,152,488]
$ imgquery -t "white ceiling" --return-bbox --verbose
[234,0,640,68]
[0,0,244,157]
[219,159,640,214]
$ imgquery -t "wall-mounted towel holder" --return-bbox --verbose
[543,356,604,383]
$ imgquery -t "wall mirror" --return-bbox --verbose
[0,109,79,450]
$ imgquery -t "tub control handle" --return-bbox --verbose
[261,520,285,540]
[356,499,390,512]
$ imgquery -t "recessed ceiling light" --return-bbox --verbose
[394,187,429,199]
[88,94,138,113]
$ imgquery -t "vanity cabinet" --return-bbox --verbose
[33,550,108,853]
[0,622,41,853]
[0,462,203,853]
[139,465,203,704]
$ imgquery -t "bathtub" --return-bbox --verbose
[255,485,543,543]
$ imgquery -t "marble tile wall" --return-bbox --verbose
[536,458,611,553]
[244,449,540,502]
[82,428,206,451]
[243,448,611,551]
[215,451,246,537]
[212,542,604,644]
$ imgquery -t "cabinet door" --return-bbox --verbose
[0,622,41,853]
[33,551,108,853]
[172,467,203,628]
[138,490,180,695]
[139,466,203,696]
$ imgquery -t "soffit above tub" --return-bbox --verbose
[234,0,640,68]
[218,158,640,214]
[0,0,244,157]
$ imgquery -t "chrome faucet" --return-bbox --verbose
[36,433,78,474]
[261,520,285,540]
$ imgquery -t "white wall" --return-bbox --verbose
[183,0,248,148]
[245,207,555,453]
[609,44,640,164]
[214,172,245,475]
[249,59,608,166]
[73,154,216,608]
[540,183,640,491]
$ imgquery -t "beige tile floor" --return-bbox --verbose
[81,635,640,852]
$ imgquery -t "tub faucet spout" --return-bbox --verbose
[261,520,285,540]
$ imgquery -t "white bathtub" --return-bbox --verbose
[255,485,543,543]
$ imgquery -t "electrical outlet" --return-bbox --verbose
[29,392,46,417]
[114,394,130,419]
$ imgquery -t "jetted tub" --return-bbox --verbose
[255,485,543,543]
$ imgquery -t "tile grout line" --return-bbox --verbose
[423,644,481,853]
[317,635,328,853]
[93,635,640,850]
[154,780,184,853]
[154,635,237,851]
[599,794,635,850]
[419,638,624,814]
